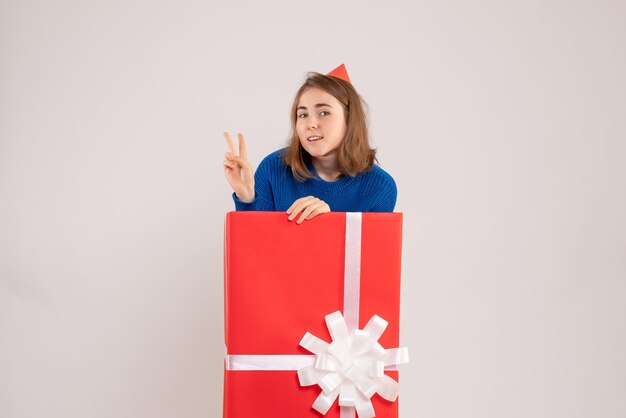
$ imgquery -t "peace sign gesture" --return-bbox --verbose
[223,132,255,203]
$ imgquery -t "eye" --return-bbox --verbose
[297,113,307,118]
[320,111,330,116]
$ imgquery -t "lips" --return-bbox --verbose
[307,136,323,142]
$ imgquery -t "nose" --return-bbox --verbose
[307,116,318,129]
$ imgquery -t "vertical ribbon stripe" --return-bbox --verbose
[341,212,361,418]
[343,212,362,332]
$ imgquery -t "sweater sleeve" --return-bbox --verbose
[232,153,276,211]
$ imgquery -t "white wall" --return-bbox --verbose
[1,0,625,417]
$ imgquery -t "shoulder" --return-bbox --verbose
[362,164,398,212]
[257,148,288,172]
[259,148,287,165]
[362,164,397,191]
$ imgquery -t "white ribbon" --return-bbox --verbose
[226,354,315,371]
[225,212,409,418]
[343,212,362,332]
[297,311,409,418]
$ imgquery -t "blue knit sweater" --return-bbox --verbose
[232,148,397,212]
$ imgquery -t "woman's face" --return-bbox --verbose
[295,87,347,159]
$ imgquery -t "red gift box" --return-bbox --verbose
[223,212,406,418]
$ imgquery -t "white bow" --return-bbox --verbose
[298,311,409,418]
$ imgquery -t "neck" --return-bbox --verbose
[312,154,341,182]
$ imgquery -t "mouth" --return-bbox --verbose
[307,136,323,142]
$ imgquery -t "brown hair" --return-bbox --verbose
[282,72,377,181]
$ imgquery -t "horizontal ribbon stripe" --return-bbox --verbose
[225,354,401,372]
[225,354,315,371]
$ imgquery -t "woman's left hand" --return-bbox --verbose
[286,196,331,224]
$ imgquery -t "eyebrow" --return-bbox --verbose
[296,103,333,111]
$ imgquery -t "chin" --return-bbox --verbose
[309,149,334,159]
[300,144,320,157]
[299,141,337,159]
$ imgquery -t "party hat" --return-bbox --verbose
[326,63,351,83]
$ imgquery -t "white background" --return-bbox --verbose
[1,0,625,417]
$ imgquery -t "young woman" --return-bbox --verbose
[223,64,397,224]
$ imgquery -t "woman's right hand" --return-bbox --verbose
[223,132,255,202]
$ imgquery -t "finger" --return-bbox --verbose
[229,155,251,169]
[224,132,237,154]
[286,199,300,214]
[307,203,331,219]
[297,201,326,224]
[299,201,325,221]
[288,197,318,221]
[238,133,247,159]
[223,159,236,168]
[287,196,313,217]
[287,196,314,214]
